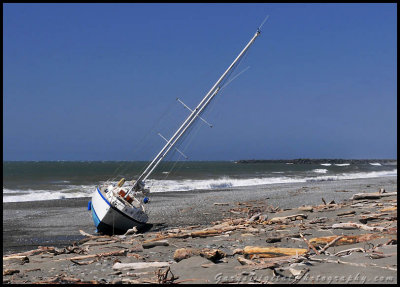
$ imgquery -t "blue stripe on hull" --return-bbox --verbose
[97,187,111,206]
[91,202,101,228]
[91,186,147,234]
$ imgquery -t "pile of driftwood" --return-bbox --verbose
[3,189,397,284]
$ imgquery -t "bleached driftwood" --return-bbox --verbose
[190,225,245,238]
[319,235,344,253]
[337,210,356,216]
[309,217,328,224]
[34,275,100,284]
[333,247,366,257]
[3,269,20,276]
[248,213,262,222]
[79,229,95,237]
[237,255,255,265]
[331,222,387,232]
[359,213,390,224]
[299,233,320,255]
[309,257,397,271]
[268,214,307,224]
[235,254,305,270]
[173,248,226,262]
[113,262,171,270]
[2,255,29,264]
[82,240,116,246]
[143,223,245,244]
[351,192,397,200]
[265,232,311,243]
[124,227,138,236]
[298,206,313,212]
[51,249,128,262]
[309,233,383,247]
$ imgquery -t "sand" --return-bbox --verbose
[3,176,397,284]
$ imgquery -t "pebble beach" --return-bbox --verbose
[3,176,397,284]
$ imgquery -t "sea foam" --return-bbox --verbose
[369,162,382,166]
[3,169,397,202]
[313,169,328,174]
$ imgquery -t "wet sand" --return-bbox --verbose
[3,176,396,255]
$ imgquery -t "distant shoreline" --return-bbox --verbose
[236,159,397,164]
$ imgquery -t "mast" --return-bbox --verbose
[126,27,262,196]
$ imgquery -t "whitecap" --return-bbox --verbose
[313,169,328,174]
[2,184,95,203]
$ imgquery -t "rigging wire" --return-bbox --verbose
[163,119,201,180]
[158,45,254,181]
[111,99,178,182]
[129,29,256,187]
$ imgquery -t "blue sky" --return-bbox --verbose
[3,3,397,161]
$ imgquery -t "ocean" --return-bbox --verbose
[3,160,397,203]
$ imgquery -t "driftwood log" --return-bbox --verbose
[320,235,344,253]
[2,255,29,265]
[3,269,20,276]
[309,233,384,247]
[113,262,171,270]
[331,222,387,232]
[351,192,397,200]
[142,240,169,249]
[173,248,226,262]
[243,246,307,259]
[268,214,308,224]
[299,233,320,255]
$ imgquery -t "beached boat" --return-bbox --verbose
[88,20,265,234]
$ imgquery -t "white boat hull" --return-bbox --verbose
[89,186,148,233]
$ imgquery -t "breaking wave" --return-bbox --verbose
[3,169,397,202]
[313,169,328,174]
[369,162,382,166]
[146,169,396,193]
[3,185,94,203]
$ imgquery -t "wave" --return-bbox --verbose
[3,190,89,203]
[320,163,331,166]
[2,185,94,203]
[3,169,397,202]
[306,169,397,182]
[145,176,303,193]
[313,169,328,174]
[334,163,350,166]
[146,169,396,193]
[369,163,382,166]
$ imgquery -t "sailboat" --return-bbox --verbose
[88,21,265,234]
